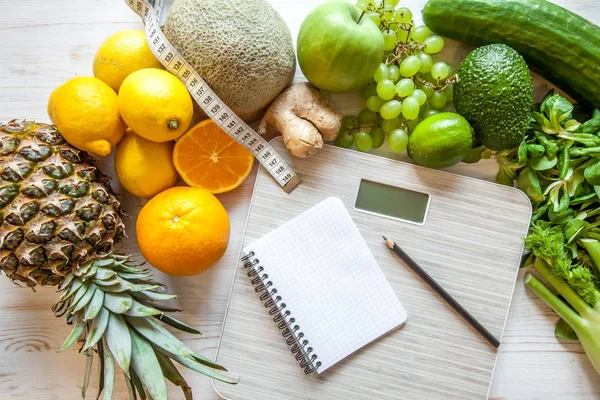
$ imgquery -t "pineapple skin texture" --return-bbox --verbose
[0,120,125,287]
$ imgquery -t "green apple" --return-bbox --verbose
[297,1,384,93]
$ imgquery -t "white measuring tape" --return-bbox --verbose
[126,0,301,193]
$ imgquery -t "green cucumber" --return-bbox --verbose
[422,0,600,107]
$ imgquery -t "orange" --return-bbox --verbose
[136,186,230,276]
[173,120,255,194]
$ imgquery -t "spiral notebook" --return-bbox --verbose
[241,197,407,373]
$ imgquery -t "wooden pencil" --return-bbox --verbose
[383,236,500,348]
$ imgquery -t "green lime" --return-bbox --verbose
[407,112,474,168]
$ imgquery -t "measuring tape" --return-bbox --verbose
[125,0,301,193]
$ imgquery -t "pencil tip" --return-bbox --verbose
[382,236,387,241]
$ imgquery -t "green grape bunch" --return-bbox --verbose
[338,0,457,154]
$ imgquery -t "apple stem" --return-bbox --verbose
[357,11,365,24]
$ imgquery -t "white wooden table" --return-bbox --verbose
[1,0,599,399]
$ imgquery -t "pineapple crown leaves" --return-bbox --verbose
[52,254,238,400]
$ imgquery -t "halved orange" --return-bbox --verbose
[173,119,255,194]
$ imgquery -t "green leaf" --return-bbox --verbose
[130,291,178,302]
[153,313,202,335]
[124,300,162,317]
[95,268,116,281]
[94,276,126,287]
[558,146,570,180]
[526,144,545,158]
[83,307,110,351]
[101,339,115,400]
[72,283,98,314]
[517,140,528,164]
[155,351,193,400]
[75,261,94,277]
[94,258,117,268]
[555,317,579,341]
[52,298,71,318]
[461,145,487,164]
[581,116,600,134]
[564,219,588,245]
[554,191,570,214]
[166,350,239,384]
[528,168,542,195]
[58,314,86,352]
[134,298,181,313]
[496,168,515,186]
[585,161,600,186]
[106,314,132,376]
[82,349,94,399]
[104,292,133,314]
[83,266,99,280]
[103,282,161,293]
[58,272,76,292]
[118,272,151,280]
[517,168,545,202]
[96,338,104,400]
[546,94,574,129]
[60,278,84,302]
[530,154,557,171]
[68,281,91,311]
[84,289,105,321]
[548,207,576,225]
[129,328,168,400]
[130,368,147,400]
[531,204,548,223]
[564,119,581,132]
[567,169,587,197]
[126,316,224,370]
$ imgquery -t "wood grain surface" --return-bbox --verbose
[1,0,600,399]
[214,138,531,400]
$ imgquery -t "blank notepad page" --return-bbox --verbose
[243,197,407,373]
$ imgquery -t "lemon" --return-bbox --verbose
[114,129,179,199]
[118,68,193,142]
[47,85,61,123]
[50,77,126,156]
[93,30,163,92]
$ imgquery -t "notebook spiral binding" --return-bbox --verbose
[242,251,322,374]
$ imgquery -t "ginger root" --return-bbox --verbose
[257,83,342,158]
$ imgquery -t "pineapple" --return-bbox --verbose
[0,120,235,399]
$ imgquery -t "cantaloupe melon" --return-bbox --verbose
[164,0,296,123]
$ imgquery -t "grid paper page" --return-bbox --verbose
[243,197,407,373]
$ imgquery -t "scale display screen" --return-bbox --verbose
[354,179,430,224]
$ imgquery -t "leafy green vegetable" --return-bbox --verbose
[498,91,600,376]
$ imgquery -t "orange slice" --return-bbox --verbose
[173,119,255,194]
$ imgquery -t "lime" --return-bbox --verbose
[408,112,474,168]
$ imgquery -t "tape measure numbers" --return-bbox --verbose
[126,0,301,193]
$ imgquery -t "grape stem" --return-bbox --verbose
[357,10,365,24]
[415,73,459,92]
[385,37,422,65]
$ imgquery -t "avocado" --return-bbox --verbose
[454,44,533,151]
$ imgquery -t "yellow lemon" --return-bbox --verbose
[47,85,61,123]
[118,68,193,142]
[114,129,179,199]
[93,30,163,92]
[51,77,126,156]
